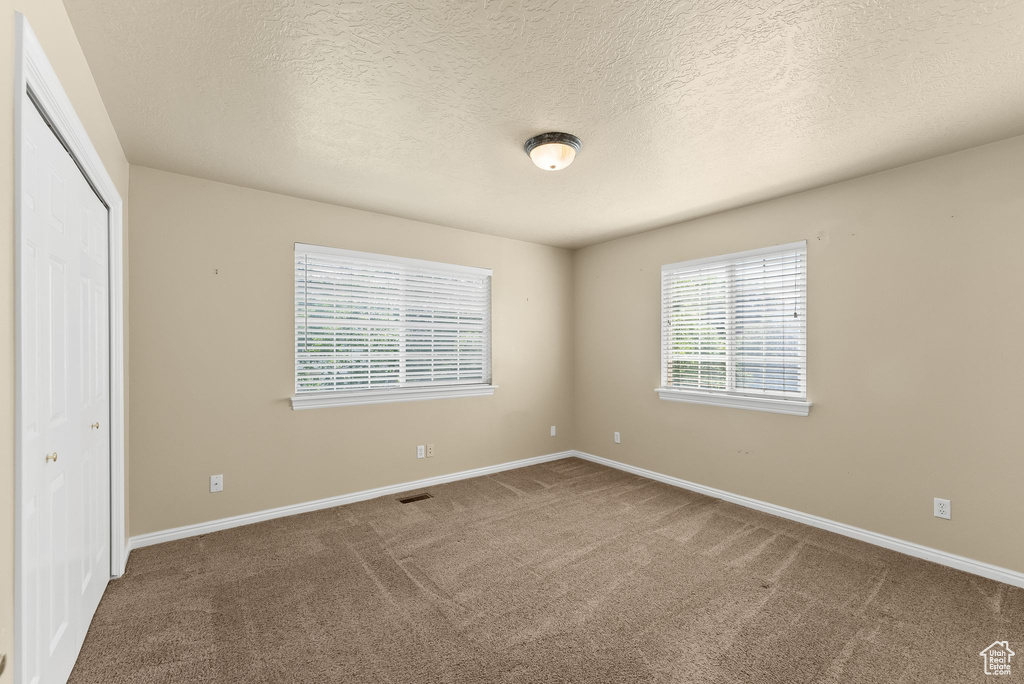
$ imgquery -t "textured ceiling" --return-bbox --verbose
[65,0,1024,248]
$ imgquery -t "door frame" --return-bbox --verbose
[13,11,127,680]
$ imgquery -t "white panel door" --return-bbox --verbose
[20,99,110,684]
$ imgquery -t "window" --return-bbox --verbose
[658,241,810,415]
[292,243,493,409]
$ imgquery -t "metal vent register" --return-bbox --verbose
[397,493,433,504]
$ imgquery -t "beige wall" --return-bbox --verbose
[0,2,130,679]
[573,133,1024,574]
[126,166,574,536]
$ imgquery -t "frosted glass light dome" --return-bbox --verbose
[524,132,582,171]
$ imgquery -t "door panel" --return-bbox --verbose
[46,471,68,658]
[77,160,110,620]
[46,256,68,427]
[21,98,110,684]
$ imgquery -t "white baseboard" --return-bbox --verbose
[571,450,1024,589]
[129,450,574,551]
[127,448,1024,590]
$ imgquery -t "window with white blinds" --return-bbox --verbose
[658,241,810,416]
[292,243,494,409]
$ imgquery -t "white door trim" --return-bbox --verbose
[14,11,127,680]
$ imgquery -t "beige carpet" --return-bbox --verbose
[71,458,1022,683]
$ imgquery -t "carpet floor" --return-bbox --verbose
[70,458,1022,683]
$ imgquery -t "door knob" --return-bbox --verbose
[90,422,100,430]
[46,452,58,463]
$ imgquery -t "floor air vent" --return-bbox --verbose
[398,493,433,504]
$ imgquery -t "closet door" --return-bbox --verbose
[21,97,110,684]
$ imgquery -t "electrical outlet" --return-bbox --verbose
[210,474,223,493]
[934,498,951,520]
[550,425,557,437]
[426,443,434,458]
[417,445,425,459]
[614,431,621,444]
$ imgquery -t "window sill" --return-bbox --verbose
[291,384,496,410]
[655,388,811,416]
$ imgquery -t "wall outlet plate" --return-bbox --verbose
[426,443,434,458]
[417,445,425,459]
[614,431,621,444]
[934,497,951,520]
[210,474,224,493]
[550,425,557,437]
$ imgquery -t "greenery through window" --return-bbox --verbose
[295,245,491,395]
[661,243,806,399]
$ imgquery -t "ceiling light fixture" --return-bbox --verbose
[524,132,582,171]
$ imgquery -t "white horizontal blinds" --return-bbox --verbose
[295,245,491,395]
[662,242,806,399]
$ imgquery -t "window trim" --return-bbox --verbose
[655,387,811,416]
[292,243,493,409]
[296,242,493,278]
[291,383,497,410]
[659,241,806,273]
[657,241,811,416]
